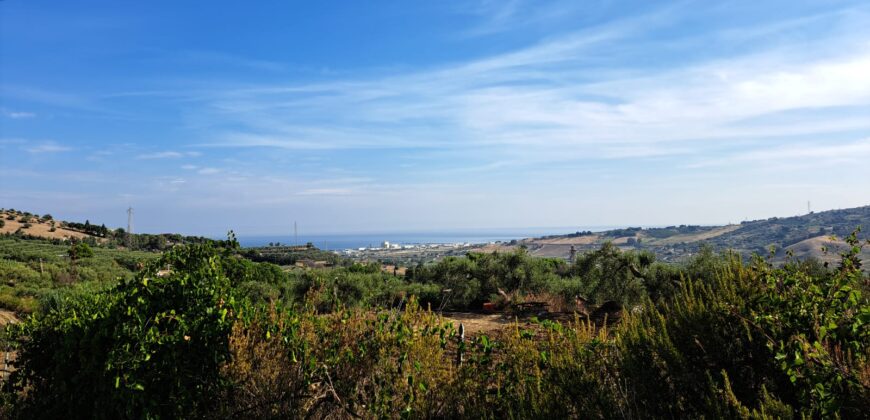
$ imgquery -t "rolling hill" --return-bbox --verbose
[485,205,870,263]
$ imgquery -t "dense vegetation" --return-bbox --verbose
[241,244,345,267]
[0,236,156,314]
[0,227,866,417]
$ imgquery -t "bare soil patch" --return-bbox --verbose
[441,308,621,336]
[440,312,515,334]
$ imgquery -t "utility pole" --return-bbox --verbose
[127,207,134,247]
[807,201,812,214]
[127,206,134,234]
[294,221,298,247]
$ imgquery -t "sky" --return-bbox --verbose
[1,0,870,236]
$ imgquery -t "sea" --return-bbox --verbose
[237,227,616,251]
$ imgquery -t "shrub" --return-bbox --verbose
[4,241,242,418]
[68,242,94,259]
[3,233,867,418]
[616,232,869,417]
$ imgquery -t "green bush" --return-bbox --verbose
[4,242,242,418]
[237,280,280,303]
[3,233,867,418]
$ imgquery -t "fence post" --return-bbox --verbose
[456,322,465,366]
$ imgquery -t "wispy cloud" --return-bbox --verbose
[24,142,72,154]
[457,0,598,37]
[1,109,36,119]
[136,151,201,159]
[297,188,354,196]
[179,3,870,174]
[688,138,870,168]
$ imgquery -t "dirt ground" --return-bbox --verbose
[440,312,517,334]
[441,309,619,335]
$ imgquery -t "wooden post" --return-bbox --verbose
[456,322,465,366]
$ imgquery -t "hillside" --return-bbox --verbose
[0,208,221,252]
[0,209,98,242]
[485,205,870,262]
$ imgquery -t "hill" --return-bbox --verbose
[0,209,98,242]
[0,208,220,252]
[484,205,870,263]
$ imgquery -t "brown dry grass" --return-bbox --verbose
[0,211,92,241]
[0,310,20,327]
[645,224,741,245]
[783,235,870,263]
[537,235,601,245]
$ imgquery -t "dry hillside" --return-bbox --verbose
[0,210,96,241]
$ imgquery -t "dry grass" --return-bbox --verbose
[0,211,91,241]
[537,235,601,245]
[784,235,853,263]
[0,310,21,326]
[644,224,741,245]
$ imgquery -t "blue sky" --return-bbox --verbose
[1,0,869,235]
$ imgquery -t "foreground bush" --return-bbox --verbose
[2,234,867,418]
[3,242,239,418]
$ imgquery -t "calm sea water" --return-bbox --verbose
[238,227,614,250]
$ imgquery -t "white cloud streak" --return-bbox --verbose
[178,4,870,173]
[24,142,72,154]
[136,151,201,159]
[2,109,36,119]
